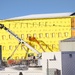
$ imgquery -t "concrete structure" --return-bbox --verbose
[42,51,75,75]
[0,12,75,60]
[42,37,75,75]
[60,37,75,51]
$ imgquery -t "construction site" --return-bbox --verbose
[0,12,75,75]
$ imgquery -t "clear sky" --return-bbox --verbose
[0,0,75,19]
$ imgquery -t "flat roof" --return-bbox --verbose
[60,37,75,42]
[4,12,75,20]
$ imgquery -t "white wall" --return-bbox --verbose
[42,52,62,75]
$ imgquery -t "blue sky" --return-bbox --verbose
[0,0,75,19]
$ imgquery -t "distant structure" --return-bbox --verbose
[0,12,75,60]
